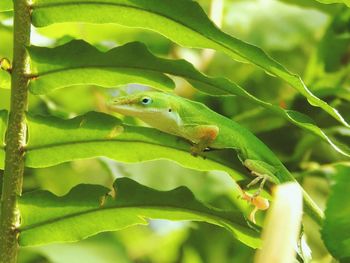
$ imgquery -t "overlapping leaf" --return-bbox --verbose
[322,164,350,262]
[29,0,348,127]
[18,177,261,248]
[25,111,244,181]
[28,41,174,94]
[28,41,350,157]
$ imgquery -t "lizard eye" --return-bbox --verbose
[141,97,152,105]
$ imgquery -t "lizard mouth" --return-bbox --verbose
[110,96,138,106]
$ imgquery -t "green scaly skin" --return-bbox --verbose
[109,91,323,224]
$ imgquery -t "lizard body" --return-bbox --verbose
[109,91,323,223]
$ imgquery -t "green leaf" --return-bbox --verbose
[0,23,12,91]
[305,8,350,85]
[319,10,350,73]
[28,41,174,95]
[0,23,13,60]
[23,111,260,220]
[30,0,349,127]
[24,111,326,225]
[279,0,341,14]
[0,0,12,12]
[322,163,350,262]
[18,177,261,248]
[314,0,350,7]
[28,41,350,157]
[0,71,10,90]
[0,110,7,169]
[25,111,244,181]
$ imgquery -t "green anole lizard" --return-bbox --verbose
[109,91,323,224]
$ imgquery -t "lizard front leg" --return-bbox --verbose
[182,125,219,156]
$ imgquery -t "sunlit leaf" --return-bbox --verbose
[19,177,261,248]
[322,163,350,262]
[279,0,341,14]
[25,111,244,181]
[28,41,350,157]
[30,0,349,127]
[224,0,328,51]
[319,9,350,73]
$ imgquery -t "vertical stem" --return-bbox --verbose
[0,170,3,198]
[0,0,31,262]
[303,189,324,226]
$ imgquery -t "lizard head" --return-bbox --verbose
[108,92,180,129]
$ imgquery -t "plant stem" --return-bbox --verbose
[303,189,324,226]
[0,0,31,262]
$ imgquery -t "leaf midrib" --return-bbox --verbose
[31,65,171,78]
[30,64,231,96]
[19,203,249,232]
[26,136,190,151]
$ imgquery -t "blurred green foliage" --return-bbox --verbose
[1,0,350,262]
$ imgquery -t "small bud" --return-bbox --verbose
[0,58,12,73]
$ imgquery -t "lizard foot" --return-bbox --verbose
[246,172,268,198]
[242,192,270,223]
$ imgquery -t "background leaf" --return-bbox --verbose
[0,110,7,169]
[0,0,12,12]
[19,177,261,248]
[322,163,350,262]
[314,0,350,7]
[30,0,349,127]
[304,8,350,85]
